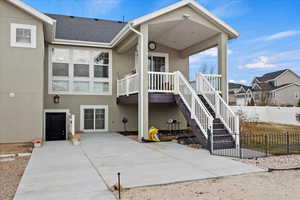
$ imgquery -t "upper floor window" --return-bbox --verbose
[10,23,36,48]
[48,47,112,95]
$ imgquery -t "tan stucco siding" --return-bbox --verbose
[152,44,189,78]
[44,45,138,132]
[275,71,300,86]
[0,1,44,143]
[149,104,187,130]
[44,43,188,133]
[274,85,300,106]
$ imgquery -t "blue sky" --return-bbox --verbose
[23,0,300,84]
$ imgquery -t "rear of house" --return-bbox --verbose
[1,0,239,146]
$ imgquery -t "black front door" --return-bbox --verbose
[46,113,66,141]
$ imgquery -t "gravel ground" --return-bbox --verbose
[0,157,30,200]
[241,155,300,169]
[122,170,300,200]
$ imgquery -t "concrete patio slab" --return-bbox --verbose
[14,141,116,200]
[80,133,265,188]
[15,133,265,199]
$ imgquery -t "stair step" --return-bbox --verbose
[213,123,224,129]
[213,129,229,135]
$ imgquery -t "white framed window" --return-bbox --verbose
[80,105,108,132]
[48,46,112,95]
[10,23,36,48]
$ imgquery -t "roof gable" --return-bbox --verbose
[130,0,239,39]
[256,69,289,82]
[6,0,55,25]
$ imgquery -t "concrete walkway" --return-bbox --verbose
[15,133,264,199]
[14,141,116,200]
[80,133,265,188]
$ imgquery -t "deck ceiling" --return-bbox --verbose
[149,19,219,50]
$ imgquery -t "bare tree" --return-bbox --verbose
[258,91,272,106]
[198,62,215,74]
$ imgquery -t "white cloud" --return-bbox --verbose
[230,79,248,84]
[212,0,249,19]
[256,30,300,41]
[87,0,121,15]
[190,47,232,64]
[240,56,278,69]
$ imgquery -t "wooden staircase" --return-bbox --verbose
[175,94,235,150]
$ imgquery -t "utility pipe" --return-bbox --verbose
[128,23,144,140]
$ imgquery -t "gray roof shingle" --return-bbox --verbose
[256,69,288,82]
[46,14,127,43]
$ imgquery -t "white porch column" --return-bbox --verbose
[137,24,149,141]
[218,33,228,102]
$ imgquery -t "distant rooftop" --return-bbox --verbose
[255,69,289,82]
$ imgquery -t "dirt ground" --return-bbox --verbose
[0,143,33,154]
[0,143,32,200]
[241,122,300,135]
[0,157,30,200]
[122,170,300,200]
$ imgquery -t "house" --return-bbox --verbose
[228,82,250,105]
[235,69,300,106]
[0,0,240,147]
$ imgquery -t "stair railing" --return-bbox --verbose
[175,71,214,139]
[117,73,139,97]
[196,73,240,146]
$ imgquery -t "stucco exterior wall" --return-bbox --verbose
[0,1,44,143]
[44,43,188,133]
[275,71,300,86]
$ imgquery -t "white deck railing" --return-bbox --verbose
[117,73,139,96]
[197,74,222,93]
[148,71,175,93]
[117,71,214,139]
[196,73,239,146]
[177,71,213,138]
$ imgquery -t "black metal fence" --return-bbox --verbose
[211,132,300,159]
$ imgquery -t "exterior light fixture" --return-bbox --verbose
[53,95,60,104]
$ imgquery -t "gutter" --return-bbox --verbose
[128,23,144,140]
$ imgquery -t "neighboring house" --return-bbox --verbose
[228,83,250,105]
[0,0,239,145]
[236,69,300,106]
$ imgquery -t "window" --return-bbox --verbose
[74,64,89,77]
[52,80,69,92]
[11,23,36,48]
[94,65,108,78]
[52,63,69,77]
[80,105,108,131]
[49,47,111,95]
[73,81,89,92]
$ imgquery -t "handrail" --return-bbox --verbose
[176,71,214,139]
[200,74,222,93]
[117,73,139,97]
[197,73,239,144]
[148,71,175,93]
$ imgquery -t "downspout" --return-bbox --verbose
[128,23,144,140]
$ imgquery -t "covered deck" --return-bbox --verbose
[117,71,222,104]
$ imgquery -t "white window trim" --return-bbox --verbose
[48,45,112,95]
[10,23,36,48]
[148,52,169,72]
[80,105,108,132]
